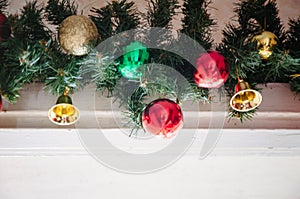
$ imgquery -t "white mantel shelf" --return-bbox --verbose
[0,82,299,157]
[1,84,300,199]
[0,82,299,129]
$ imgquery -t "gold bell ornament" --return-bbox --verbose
[230,79,263,112]
[252,31,278,59]
[48,87,80,125]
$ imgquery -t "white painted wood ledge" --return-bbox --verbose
[0,83,299,157]
[0,82,299,129]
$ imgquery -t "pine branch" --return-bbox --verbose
[10,0,50,41]
[45,0,78,26]
[0,73,23,103]
[0,0,8,12]
[285,17,300,57]
[44,59,83,95]
[290,75,300,93]
[181,0,216,49]
[147,0,179,28]
[17,40,52,83]
[114,63,176,132]
[146,0,179,48]
[89,0,140,46]
[123,86,148,134]
[114,61,209,132]
[43,41,83,95]
[79,50,120,95]
[217,0,296,123]
[234,0,285,46]
[228,108,256,123]
[111,0,140,34]
[262,50,300,83]
[0,1,53,102]
[89,5,114,41]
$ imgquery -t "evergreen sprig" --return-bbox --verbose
[234,0,285,44]
[45,0,78,26]
[79,50,120,95]
[147,0,179,28]
[0,0,51,103]
[90,0,140,45]
[286,17,300,92]
[217,0,299,122]
[290,75,300,93]
[0,0,8,12]
[111,0,140,34]
[17,39,52,83]
[181,0,216,50]
[10,0,50,41]
[90,5,114,41]
[1,0,299,130]
[116,63,180,133]
[228,109,256,123]
[146,0,179,46]
[285,17,300,57]
[124,86,148,135]
[43,41,83,95]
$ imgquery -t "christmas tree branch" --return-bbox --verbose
[45,0,78,26]
[181,0,216,49]
[89,5,114,41]
[0,0,8,12]
[11,0,50,41]
[79,50,120,96]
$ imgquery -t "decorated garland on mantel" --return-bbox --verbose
[0,0,299,137]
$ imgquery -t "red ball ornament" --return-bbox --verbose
[142,98,183,138]
[0,12,11,42]
[194,51,229,88]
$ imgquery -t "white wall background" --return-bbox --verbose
[6,0,300,44]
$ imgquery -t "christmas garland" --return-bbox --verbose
[0,0,299,137]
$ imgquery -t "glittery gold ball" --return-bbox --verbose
[58,15,99,56]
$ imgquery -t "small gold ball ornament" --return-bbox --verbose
[252,31,278,59]
[58,15,99,56]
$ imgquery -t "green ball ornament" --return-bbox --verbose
[118,41,149,79]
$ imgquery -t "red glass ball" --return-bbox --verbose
[142,98,183,138]
[194,51,230,88]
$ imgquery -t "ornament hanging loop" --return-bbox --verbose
[64,86,70,96]
[235,58,241,81]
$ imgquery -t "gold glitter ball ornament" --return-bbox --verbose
[58,15,99,56]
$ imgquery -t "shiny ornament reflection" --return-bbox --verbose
[194,51,229,88]
[48,88,80,126]
[118,41,149,79]
[252,31,278,59]
[142,98,183,139]
[230,79,262,112]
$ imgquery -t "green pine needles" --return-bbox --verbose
[218,0,300,121]
[0,0,299,129]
